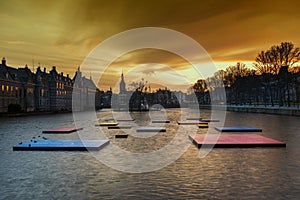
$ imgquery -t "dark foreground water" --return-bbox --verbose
[0,108,299,199]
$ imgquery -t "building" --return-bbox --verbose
[0,57,100,113]
[0,58,35,112]
[111,71,131,110]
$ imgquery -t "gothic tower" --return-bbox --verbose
[119,70,126,94]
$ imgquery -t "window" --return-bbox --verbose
[27,88,33,94]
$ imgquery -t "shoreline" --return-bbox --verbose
[1,105,299,117]
[0,110,72,117]
[199,105,300,116]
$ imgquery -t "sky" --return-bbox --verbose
[0,0,300,92]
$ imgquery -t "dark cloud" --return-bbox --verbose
[1,0,300,90]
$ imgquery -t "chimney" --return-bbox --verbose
[2,57,6,66]
[52,66,56,71]
[67,74,69,78]
[44,67,46,73]
[61,72,63,76]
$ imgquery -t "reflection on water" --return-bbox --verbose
[0,109,299,199]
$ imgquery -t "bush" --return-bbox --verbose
[8,103,22,113]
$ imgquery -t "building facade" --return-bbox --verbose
[0,58,100,113]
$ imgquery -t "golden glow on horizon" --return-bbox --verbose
[1,0,300,90]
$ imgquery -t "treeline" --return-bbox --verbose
[127,79,182,110]
[192,42,300,107]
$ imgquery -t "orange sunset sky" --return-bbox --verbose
[0,0,300,91]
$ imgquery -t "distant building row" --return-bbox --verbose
[0,57,102,113]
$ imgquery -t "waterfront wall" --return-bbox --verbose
[199,105,300,116]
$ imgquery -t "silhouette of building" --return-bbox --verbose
[120,70,126,94]
[111,71,130,110]
[0,57,100,113]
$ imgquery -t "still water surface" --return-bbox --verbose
[0,109,299,199]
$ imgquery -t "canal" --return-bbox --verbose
[0,108,299,199]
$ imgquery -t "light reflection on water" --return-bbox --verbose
[0,109,299,199]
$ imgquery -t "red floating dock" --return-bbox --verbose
[189,134,286,148]
[42,127,82,134]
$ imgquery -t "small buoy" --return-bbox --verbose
[28,144,31,147]
[19,142,22,144]
[32,137,35,139]
[30,140,33,142]
[34,140,37,143]
[38,135,41,137]
[42,137,47,140]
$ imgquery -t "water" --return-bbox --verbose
[0,109,299,199]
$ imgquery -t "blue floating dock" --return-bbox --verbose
[152,120,170,123]
[215,127,262,132]
[201,119,220,122]
[136,127,166,132]
[13,140,109,151]
[42,127,82,134]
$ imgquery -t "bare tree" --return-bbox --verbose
[253,42,300,106]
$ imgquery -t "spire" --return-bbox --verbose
[119,70,126,94]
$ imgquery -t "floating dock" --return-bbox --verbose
[115,133,129,138]
[97,122,118,126]
[201,119,220,122]
[117,119,135,122]
[136,127,166,132]
[198,123,209,128]
[13,140,110,151]
[42,127,82,134]
[108,125,132,129]
[186,117,202,121]
[189,134,286,148]
[152,120,170,123]
[177,121,199,125]
[215,127,262,132]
